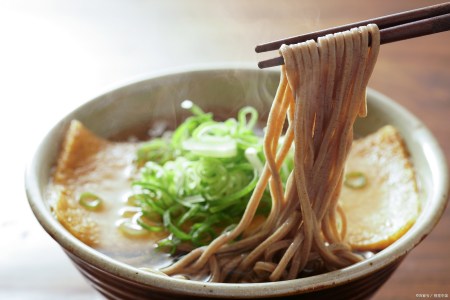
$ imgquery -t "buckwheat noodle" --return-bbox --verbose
[162,24,380,283]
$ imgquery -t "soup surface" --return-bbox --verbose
[47,108,420,279]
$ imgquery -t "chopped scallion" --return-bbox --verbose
[78,192,103,211]
[344,171,368,189]
[130,103,293,252]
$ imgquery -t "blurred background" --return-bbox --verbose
[0,0,448,299]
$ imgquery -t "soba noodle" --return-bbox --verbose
[162,24,380,282]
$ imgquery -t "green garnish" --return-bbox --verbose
[129,100,291,252]
[117,219,149,237]
[78,192,103,211]
[136,138,174,167]
[344,171,368,189]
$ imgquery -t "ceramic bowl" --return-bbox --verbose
[25,66,449,299]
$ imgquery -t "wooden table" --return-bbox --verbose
[1,0,448,299]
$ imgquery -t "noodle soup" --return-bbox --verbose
[26,65,448,299]
[45,25,424,284]
[48,104,419,283]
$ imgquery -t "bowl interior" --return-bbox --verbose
[26,66,449,298]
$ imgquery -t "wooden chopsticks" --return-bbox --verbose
[256,2,450,69]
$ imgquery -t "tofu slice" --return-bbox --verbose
[340,125,420,251]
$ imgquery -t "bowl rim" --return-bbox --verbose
[25,64,450,298]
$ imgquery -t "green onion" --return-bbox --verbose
[157,237,179,254]
[191,223,217,247]
[136,138,174,167]
[245,147,264,175]
[344,171,368,189]
[78,192,103,211]
[181,99,205,116]
[117,219,148,237]
[238,106,258,130]
[163,207,192,241]
[130,103,294,252]
[182,137,237,158]
[135,213,164,232]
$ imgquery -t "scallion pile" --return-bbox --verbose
[127,101,284,253]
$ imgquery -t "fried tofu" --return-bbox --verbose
[340,125,420,251]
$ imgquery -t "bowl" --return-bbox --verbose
[25,65,449,299]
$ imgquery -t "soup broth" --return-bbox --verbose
[48,103,419,282]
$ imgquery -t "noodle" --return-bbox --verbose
[161,24,380,282]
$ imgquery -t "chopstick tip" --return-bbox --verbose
[258,56,285,69]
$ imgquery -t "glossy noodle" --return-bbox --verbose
[162,24,380,282]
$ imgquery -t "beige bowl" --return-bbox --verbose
[26,66,449,299]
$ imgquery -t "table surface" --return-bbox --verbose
[1,0,449,299]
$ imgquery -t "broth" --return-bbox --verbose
[47,122,174,270]
[48,111,418,282]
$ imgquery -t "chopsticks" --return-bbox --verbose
[256,2,450,69]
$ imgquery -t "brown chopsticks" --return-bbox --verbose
[256,3,450,69]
